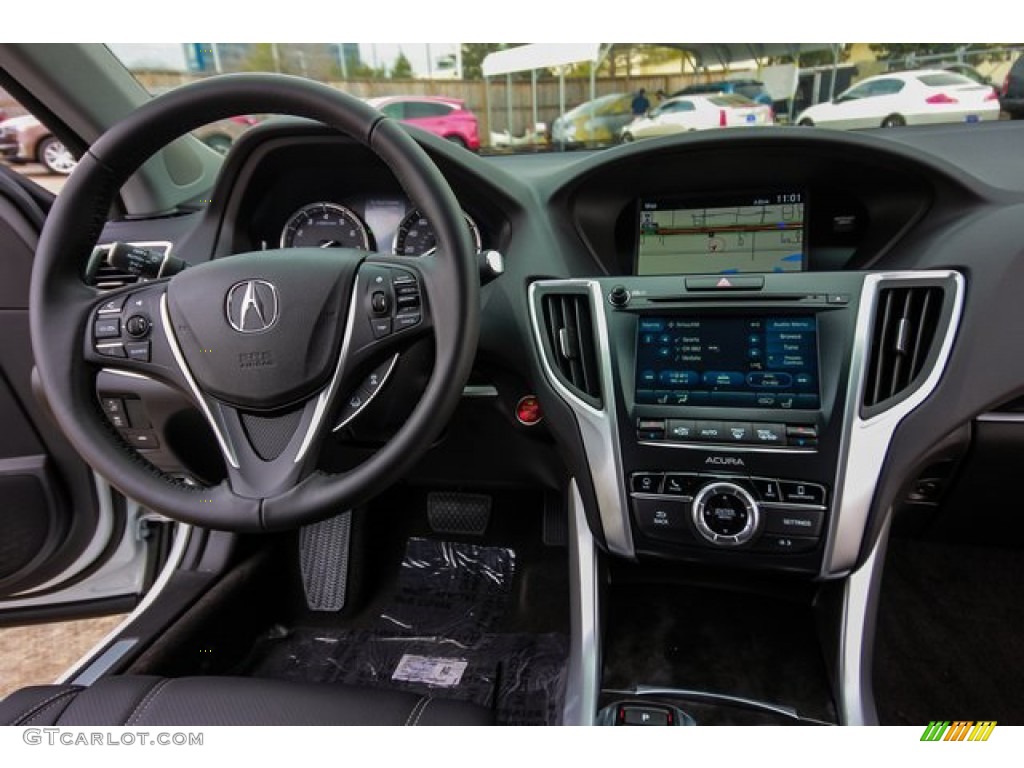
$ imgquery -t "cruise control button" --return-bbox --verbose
[93,318,120,339]
[778,481,827,506]
[100,398,128,428]
[755,534,818,554]
[123,430,160,450]
[631,473,663,494]
[632,498,692,543]
[763,507,824,536]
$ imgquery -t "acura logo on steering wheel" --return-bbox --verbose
[225,279,280,333]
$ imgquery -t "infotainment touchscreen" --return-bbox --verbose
[636,192,805,275]
[635,315,820,410]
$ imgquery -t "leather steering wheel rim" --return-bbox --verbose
[29,73,480,531]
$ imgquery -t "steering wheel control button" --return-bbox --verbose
[756,534,818,554]
[371,291,390,314]
[371,318,393,338]
[631,473,664,494]
[764,507,824,537]
[97,296,127,314]
[750,477,782,503]
[395,312,421,330]
[125,314,151,338]
[124,399,152,429]
[632,498,692,543]
[123,430,160,450]
[778,481,827,506]
[692,482,759,546]
[95,342,126,358]
[93,317,121,339]
[100,398,128,428]
[124,342,151,362]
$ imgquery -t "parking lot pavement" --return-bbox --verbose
[0,614,127,698]
[7,162,67,194]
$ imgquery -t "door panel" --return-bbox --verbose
[0,164,144,611]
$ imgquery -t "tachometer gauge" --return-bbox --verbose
[393,209,481,256]
[280,202,371,250]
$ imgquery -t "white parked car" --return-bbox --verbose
[797,69,1000,129]
[622,94,773,141]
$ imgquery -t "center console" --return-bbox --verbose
[530,269,963,578]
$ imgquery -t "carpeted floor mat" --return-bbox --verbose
[244,538,568,724]
[874,537,1024,725]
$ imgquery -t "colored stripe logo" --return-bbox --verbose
[921,721,996,741]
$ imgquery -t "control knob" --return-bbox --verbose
[691,481,760,547]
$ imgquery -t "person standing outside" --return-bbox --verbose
[631,88,650,116]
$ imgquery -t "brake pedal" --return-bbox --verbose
[299,511,352,612]
[427,492,491,536]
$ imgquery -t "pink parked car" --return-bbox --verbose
[367,95,480,150]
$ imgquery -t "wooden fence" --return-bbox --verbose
[134,72,709,143]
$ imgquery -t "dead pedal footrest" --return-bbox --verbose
[299,511,352,612]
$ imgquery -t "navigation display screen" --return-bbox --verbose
[635,315,820,409]
[636,192,805,275]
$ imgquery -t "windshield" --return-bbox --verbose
[101,43,1020,154]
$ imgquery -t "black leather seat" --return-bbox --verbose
[0,676,492,726]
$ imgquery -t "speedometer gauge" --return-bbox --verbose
[280,202,371,250]
[393,209,481,256]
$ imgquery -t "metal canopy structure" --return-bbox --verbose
[660,43,840,70]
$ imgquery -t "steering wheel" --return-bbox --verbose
[29,74,480,531]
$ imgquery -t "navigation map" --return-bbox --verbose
[638,200,805,275]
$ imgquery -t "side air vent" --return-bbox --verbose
[541,292,603,407]
[863,285,945,408]
[84,242,171,290]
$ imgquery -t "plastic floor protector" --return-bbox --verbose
[247,538,568,725]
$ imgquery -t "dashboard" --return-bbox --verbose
[98,118,1024,583]
[209,134,504,260]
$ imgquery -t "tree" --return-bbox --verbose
[238,43,281,74]
[391,52,413,80]
[868,43,1014,65]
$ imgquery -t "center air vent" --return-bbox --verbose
[863,285,945,409]
[541,292,603,407]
